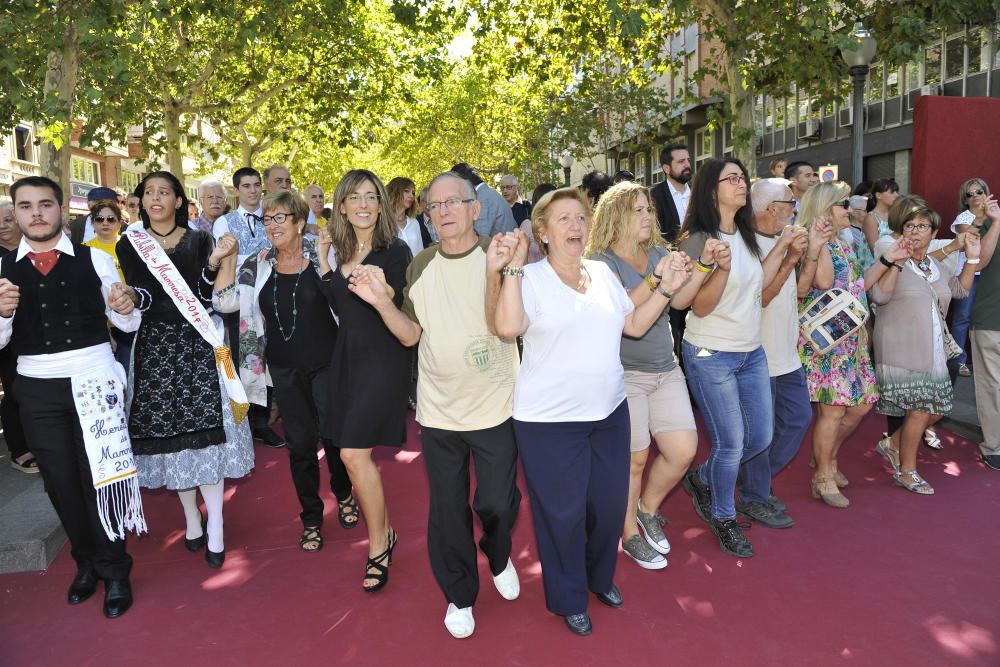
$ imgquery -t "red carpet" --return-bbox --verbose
[1,412,997,666]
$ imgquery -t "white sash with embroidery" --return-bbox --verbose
[71,355,147,540]
[124,227,250,422]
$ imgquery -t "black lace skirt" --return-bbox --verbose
[128,318,226,455]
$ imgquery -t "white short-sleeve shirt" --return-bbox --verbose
[513,259,634,422]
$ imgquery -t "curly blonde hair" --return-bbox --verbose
[586,181,668,257]
[797,181,851,229]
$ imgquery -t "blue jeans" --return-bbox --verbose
[738,367,812,505]
[682,342,773,520]
[949,274,978,365]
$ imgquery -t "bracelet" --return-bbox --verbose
[207,262,221,272]
[501,265,525,278]
[655,284,673,300]
[644,274,657,291]
[694,259,714,273]
[652,272,662,281]
[805,255,819,262]
[879,255,902,272]
[966,257,981,265]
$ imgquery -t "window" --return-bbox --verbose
[70,157,100,184]
[968,29,986,72]
[186,186,198,201]
[905,61,921,91]
[763,96,774,133]
[120,171,140,194]
[868,64,884,102]
[694,127,713,169]
[945,33,965,80]
[723,122,733,157]
[886,67,900,98]
[925,43,942,85]
[13,126,33,163]
[635,151,648,183]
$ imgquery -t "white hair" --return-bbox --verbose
[751,178,792,215]
[429,172,476,200]
[198,180,225,197]
[304,184,323,195]
[500,174,518,185]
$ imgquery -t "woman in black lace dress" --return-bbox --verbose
[117,171,253,569]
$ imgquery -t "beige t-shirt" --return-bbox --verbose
[756,233,802,376]
[402,237,518,431]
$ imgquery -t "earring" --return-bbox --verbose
[542,238,549,244]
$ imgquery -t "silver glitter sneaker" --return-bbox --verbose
[636,502,671,555]
[622,534,667,570]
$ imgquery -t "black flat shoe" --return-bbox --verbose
[185,515,207,552]
[253,427,286,448]
[563,613,592,636]
[67,568,99,605]
[205,548,225,569]
[594,584,623,608]
[103,579,133,619]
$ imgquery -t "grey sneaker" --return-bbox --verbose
[736,499,794,529]
[622,534,667,570]
[767,491,787,514]
[636,503,671,554]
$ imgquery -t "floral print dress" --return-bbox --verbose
[798,238,879,407]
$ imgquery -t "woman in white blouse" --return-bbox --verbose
[493,187,688,636]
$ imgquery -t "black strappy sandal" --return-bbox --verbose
[362,545,391,593]
[338,495,360,530]
[300,526,323,552]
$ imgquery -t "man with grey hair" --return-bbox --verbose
[263,164,293,193]
[499,174,531,224]
[350,171,521,639]
[735,178,810,528]
[303,184,325,235]
[451,163,516,237]
[192,180,228,234]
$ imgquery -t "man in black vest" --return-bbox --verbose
[649,143,693,357]
[0,176,141,619]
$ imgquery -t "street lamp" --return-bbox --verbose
[841,21,877,186]
[559,150,574,186]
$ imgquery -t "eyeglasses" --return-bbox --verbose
[965,189,985,198]
[94,215,119,223]
[718,174,747,186]
[262,212,294,226]
[426,198,475,214]
[345,193,380,205]
[771,200,796,206]
[499,185,516,191]
[903,222,933,233]
[202,194,227,202]
[834,200,851,210]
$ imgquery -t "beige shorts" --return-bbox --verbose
[624,367,697,452]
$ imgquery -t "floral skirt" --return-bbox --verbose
[799,330,879,407]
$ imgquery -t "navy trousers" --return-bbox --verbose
[514,400,630,616]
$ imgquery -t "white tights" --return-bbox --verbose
[177,480,226,552]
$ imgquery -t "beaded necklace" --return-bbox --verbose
[272,262,307,342]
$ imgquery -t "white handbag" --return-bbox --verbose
[799,288,868,354]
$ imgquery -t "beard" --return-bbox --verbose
[671,168,692,184]
[22,221,63,244]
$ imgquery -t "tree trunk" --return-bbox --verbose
[162,98,185,182]
[722,37,756,177]
[39,21,79,191]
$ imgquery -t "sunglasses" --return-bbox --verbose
[834,200,851,210]
[965,189,985,198]
[94,215,119,223]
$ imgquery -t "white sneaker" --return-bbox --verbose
[444,603,475,639]
[492,557,520,600]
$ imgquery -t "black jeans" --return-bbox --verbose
[17,375,132,580]
[270,364,352,528]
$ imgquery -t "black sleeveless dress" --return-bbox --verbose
[326,239,412,449]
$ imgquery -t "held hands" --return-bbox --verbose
[985,195,999,223]
[883,237,913,263]
[487,230,529,273]
[0,279,19,318]
[700,238,723,265]
[787,226,809,260]
[210,233,239,264]
[109,283,137,315]
[348,264,392,307]
[808,217,834,250]
[714,241,732,271]
[657,251,692,293]
[964,230,982,260]
[317,226,332,256]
